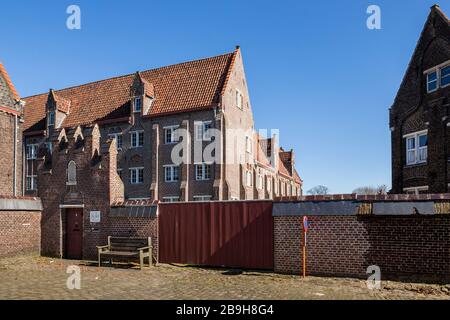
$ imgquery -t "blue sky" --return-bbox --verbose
[1,0,448,193]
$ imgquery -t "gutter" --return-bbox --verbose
[13,114,17,197]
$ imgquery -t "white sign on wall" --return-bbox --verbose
[90,211,101,223]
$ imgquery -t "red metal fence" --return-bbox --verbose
[158,201,274,270]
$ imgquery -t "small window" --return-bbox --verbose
[195,163,211,181]
[246,171,252,187]
[46,142,53,154]
[193,195,212,202]
[130,131,144,148]
[236,90,243,109]
[405,131,427,165]
[109,133,123,150]
[267,178,271,192]
[26,144,38,160]
[67,161,77,185]
[427,71,438,93]
[163,197,179,203]
[195,121,212,141]
[441,66,450,87]
[134,97,142,113]
[26,175,37,191]
[258,174,263,190]
[48,112,55,126]
[164,165,180,182]
[164,126,179,144]
[246,136,252,154]
[129,167,144,184]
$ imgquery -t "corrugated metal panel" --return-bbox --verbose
[159,201,274,270]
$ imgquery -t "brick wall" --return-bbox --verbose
[274,215,450,278]
[0,210,41,257]
[105,216,159,263]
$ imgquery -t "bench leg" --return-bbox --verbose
[140,255,144,270]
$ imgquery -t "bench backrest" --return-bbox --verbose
[109,237,150,252]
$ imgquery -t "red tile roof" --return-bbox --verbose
[0,61,20,101]
[23,51,236,132]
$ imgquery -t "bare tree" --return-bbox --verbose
[307,185,329,195]
[352,185,388,195]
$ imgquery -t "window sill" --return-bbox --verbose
[404,162,427,169]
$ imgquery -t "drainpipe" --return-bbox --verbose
[13,114,18,197]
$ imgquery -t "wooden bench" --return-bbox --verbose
[97,236,153,270]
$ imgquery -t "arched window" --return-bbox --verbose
[67,161,77,185]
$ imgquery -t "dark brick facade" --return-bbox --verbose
[37,124,158,261]
[274,214,450,278]
[390,5,450,194]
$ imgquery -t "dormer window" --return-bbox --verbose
[133,97,142,113]
[48,111,55,127]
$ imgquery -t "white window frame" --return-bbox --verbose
[193,195,212,202]
[257,173,263,190]
[195,163,212,181]
[26,144,38,160]
[133,97,142,113]
[403,186,428,195]
[108,133,123,150]
[164,165,180,182]
[130,130,144,148]
[266,177,271,192]
[163,196,179,203]
[424,60,450,92]
[164,125,180,144]
[246,136,252,154]
[48,111,55,126]
[129,167,144,184]
[236,89,243,109]
[26,175,37,191]
[246,170,252,187]
[195,121,212,141]
[404,130,428,165]
[426,71,438,93]
[67,160,77,186]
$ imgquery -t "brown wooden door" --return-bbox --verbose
[66,209,83,259]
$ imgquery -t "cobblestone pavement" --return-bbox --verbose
[0,256,449,300]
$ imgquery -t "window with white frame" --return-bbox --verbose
[164,165,180,182]
[425,62,450,93]
[163,196,179,203]
[193,195,212,202]
[195,163,211,181]
[130,131,144,148]
[195,121,212,141]
[427,71,438,93]
[441,65,450,87]
[267,177,271,192]
[403,186,428,195]
[26,175,37,191]
[246,170,252,187]
[258,173,263,190]
[164,126,179,144]
[246,136,252,154]
[129,167,144,184]
[236,90,243,109]
[48,111,55,127]
[26,144,38,160]
[405,131,427,165]
[108,133,123,150]
[133,97,142,113]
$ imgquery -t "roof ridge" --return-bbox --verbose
[23,50,235,100]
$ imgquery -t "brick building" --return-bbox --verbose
[23,47,302,202]
[390,5,450,194]
[0,62,24,196]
